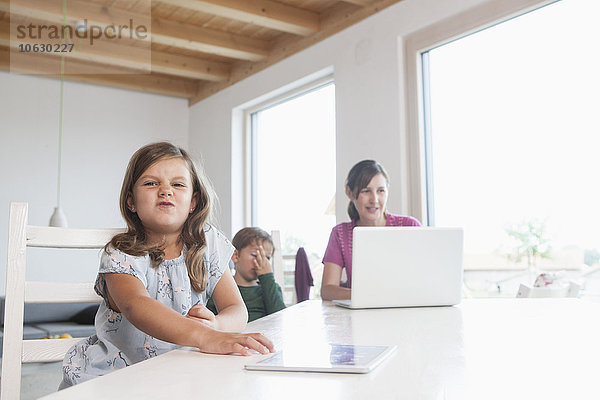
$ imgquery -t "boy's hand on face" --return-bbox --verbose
[253,245,273,277]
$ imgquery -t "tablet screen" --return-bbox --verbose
[245,344,396,374]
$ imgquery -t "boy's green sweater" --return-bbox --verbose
[206,272,286,322]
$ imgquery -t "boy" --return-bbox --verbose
[207,227,286,322]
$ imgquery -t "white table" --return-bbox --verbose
[42,299,600,399]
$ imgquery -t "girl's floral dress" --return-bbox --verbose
[59,225,233,389]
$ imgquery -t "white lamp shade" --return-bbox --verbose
[49,206,68,227]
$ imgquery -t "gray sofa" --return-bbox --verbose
[0,298,98,357]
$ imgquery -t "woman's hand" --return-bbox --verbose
[197,330,275,356]
[321,262,351,300]
[187,304,218,330]
[253,245,273,276]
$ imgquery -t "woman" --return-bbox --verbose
[321,160,421,300]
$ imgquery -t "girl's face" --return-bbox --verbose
[348,173,388,226]
[127,158,197,240]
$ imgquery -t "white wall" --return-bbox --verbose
[188,0,502,237]
[0,72,189,296]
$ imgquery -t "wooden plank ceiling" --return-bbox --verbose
[0,0,403,105]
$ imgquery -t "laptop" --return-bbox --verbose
[333,227,463,309]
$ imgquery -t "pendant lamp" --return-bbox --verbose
[49,0,69,228]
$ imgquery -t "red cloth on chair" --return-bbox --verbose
[295,247,313,302]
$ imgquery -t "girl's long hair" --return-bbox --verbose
[106,142,214,292]
[346,160,389,221]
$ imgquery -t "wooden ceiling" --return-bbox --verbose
[0,0,403,105]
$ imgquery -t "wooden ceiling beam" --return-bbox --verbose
[151,51,229,81]
[151,18,268,61]
[0,46,198,98]
[340,0,374,6]
[0,0,269,61]
[0,28,230,81]
[157,0,319,36]
[190,0,406,105]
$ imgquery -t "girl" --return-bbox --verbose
[60,142,273,388]
[320,160,421,301]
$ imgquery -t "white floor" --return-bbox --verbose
[0,360,63,399]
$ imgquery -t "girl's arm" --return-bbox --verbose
[320,262,351,301]
[104,273,273,355]
[205,267,249,331]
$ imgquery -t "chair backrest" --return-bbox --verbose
[270,230,285,291]
[270,230,298,305]
[1,202,124,400]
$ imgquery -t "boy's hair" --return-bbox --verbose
[107,141,215,292]
[346,159,389,221]
[232,227,274,256]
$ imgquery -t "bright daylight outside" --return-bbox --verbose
[426,0,600,298]
[251,83,336,301]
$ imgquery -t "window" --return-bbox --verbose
[248,81,336,298]
[419,0,600,297]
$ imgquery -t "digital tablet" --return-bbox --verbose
[244,344,396,374]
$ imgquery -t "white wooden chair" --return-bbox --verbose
[1,202,124,400]
[270,230,286,296]
[270,230,297,305]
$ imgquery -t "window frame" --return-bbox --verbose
[244,76,334,226]
[402,0,557,226]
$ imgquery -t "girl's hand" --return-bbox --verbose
[198,330,275,356]
[186,304,218,330]
[253,245,273,276]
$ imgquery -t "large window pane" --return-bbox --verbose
[251,83,336,296]
[424,0,600,297]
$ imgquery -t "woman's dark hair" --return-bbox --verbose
[346,160,389,221]
[106,142,214,292]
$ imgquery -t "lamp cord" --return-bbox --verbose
[57,57,64,207]
[57,0,69,207]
